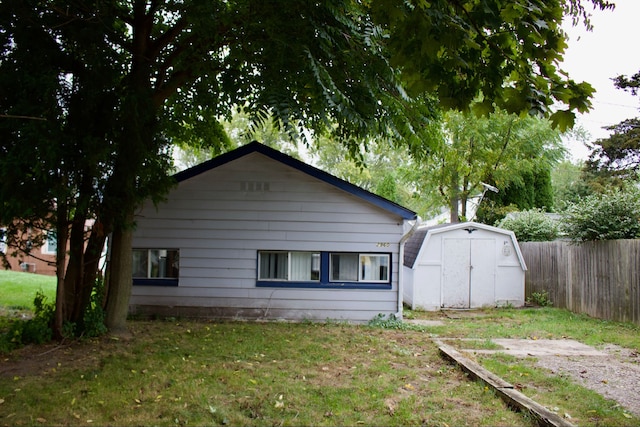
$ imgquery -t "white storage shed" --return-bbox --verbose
[403,222,526,310]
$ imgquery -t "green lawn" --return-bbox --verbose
[1,320,534,427]
[0,270,56,309]
[1,274,639,426]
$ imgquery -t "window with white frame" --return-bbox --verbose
[258,251,320,281]
[132,249,179,279]
[0,227,6,253]
[330,253,390,283]
[41,231,57,255]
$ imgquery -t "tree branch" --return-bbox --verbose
[0,114,47,121]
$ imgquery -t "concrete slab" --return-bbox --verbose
[460,339,607,357]
[436,340,576,427]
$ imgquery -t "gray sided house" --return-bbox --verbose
[403,222,526,311]
[130,142,417,322]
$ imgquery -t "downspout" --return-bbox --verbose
[396,217,421,319]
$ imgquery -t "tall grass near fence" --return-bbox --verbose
[521,240,640,325]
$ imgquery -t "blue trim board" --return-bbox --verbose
[256,281,392,290]
[172,141,416,220]
[320,252,330,283]
[133,278,178,287]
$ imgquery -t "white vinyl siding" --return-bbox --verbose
[131,152,407,322]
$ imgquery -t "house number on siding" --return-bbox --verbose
[376,242,390,247]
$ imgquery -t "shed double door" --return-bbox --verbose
[442,238,495,308]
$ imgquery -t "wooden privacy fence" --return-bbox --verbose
[520,240,640,326]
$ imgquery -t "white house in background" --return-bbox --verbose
[129,142,418,322]
[403,221,526,311]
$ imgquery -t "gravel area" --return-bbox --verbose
[446,338,640,417]
[535,344,640,417]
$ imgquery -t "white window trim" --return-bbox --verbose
[329,253,391,283]
[258,251,321,282]
[41,231,57,255]
[358,254,390,283]
[132,248,179,279]
[0,227,6,253]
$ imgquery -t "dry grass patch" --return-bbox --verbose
[0,319,532,426]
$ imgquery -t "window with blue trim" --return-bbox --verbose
[259,251,320,281]
[132,249,179,286]
[257,251,391,288]
[330,253,390,283]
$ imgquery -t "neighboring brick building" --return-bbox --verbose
[1,227,57,276]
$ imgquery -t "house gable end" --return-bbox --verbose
[173,142,416,221]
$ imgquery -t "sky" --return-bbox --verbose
[560,0,640,161]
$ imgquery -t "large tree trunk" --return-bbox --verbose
[64,216,88,325]
[53,204,69,340]
[449,171,460,223]
[58,214,108,336]
[101,42,160,333]
[460,194,468,220]
[104,214,134,334]
[449,196,459,223]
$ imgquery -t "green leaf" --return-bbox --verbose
[549,110,575,132]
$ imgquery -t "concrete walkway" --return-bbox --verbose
[445,338,608,357]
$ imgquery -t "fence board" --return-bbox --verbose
[520,240,640,326]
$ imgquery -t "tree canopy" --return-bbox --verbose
[581,68,640,193]
[584,70,640,184]
[372,0,612,129]
[551,160,595,210]
[414,108,566,223]
[0,0,614,337]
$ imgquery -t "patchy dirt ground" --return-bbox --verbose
[0,335,122,379]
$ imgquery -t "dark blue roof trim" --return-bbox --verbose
[173,141,417,220]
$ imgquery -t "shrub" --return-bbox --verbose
[527,291,553,307]
[83,277,108,337]
[562,186,640,241]
[1,278,108,353]
[367,313,424,331]
[497,208,559,242]
[2,292,54,352]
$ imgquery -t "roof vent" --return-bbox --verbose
[241,181,270,192]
